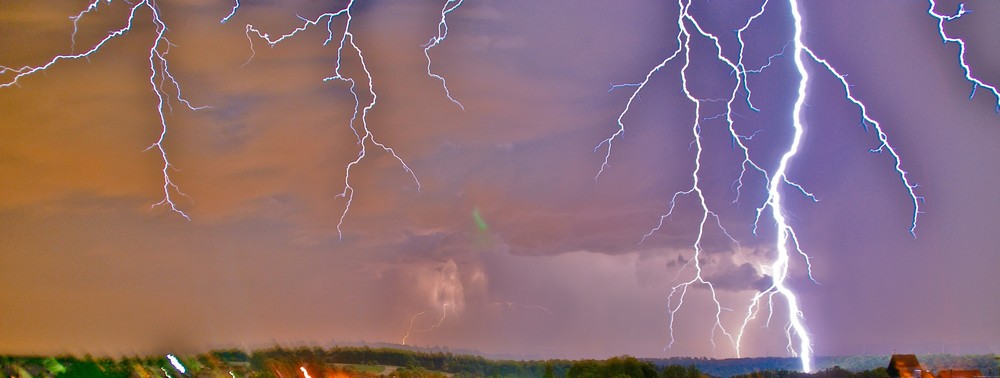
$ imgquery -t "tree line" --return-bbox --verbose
[3,348,995,378]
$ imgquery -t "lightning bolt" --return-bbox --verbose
[594,0,975,372]
[244,1,421,239]
[69,0,111,52]
[927,0,1000,112]
[1,0,208,220]
[6,1,998,369]
[400,303,454,346]
[400,310,426,346]
[221,1,240,24]
[423,0,465,110]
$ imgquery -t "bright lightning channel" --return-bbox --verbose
[762,0,811,370]
[596,0,950,373]
[221,1,240,24]
[245,1,421,239]
[1,0,208,221]
[926,0,1000,112]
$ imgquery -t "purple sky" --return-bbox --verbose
[1,0,999,360]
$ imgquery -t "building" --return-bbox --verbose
[888,354,936,378]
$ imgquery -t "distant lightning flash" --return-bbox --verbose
[400,310,426,346]
[1,0,208,220]
[591,0,997,372]
[400,303,454,346]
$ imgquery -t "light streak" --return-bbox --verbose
[244,1,421,239]
[1,0,208,220]
[491,301,555,316]
[423,0,465,110]
[166,354,186,374]
[523,305,555,316]
[298,366,312,378]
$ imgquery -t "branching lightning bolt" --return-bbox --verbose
[1,0,208,220]
[245,1,421,239]
[424,0,465,110]
[6,1,999,368]
[400,303,454,346]
[594,0,967,372]
[926,0,1000,113]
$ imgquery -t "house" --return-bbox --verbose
[888,354,936,378]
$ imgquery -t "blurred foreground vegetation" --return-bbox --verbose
[2,348,995,378]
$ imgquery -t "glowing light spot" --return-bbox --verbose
[166,354,186,374]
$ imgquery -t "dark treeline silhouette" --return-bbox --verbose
[649,355,998,378]
[729,366,890,378]
[564,355,687,378]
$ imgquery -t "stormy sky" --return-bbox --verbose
[1,0,999,360]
